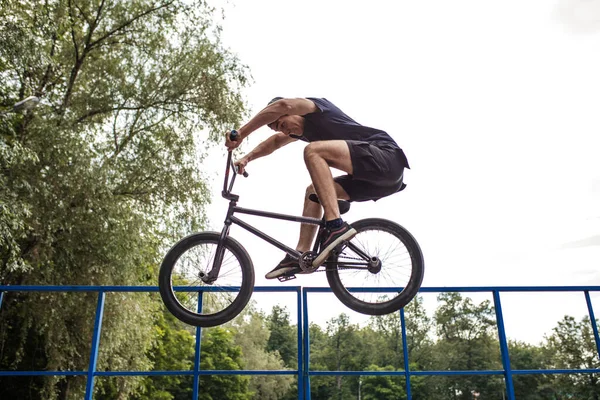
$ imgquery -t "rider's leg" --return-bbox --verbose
[303,141,353,221]
[267,141,355,279]
[304,141,357,266]
[296,183,350,252]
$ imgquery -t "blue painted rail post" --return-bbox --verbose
[492,290,515,400]
[302,288,311,400]
[296,287,304,400]
[192,291,204,400]
[84,291,106,400]
[400,308,412,399]
[584,291,600,361]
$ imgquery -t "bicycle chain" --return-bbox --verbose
[314,252,369,273]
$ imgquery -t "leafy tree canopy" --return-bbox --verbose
[0,0,249,398]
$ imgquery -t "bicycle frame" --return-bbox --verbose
[204,151,325,282]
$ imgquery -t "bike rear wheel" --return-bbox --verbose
[158,232,254,327]
[326,218,424,315]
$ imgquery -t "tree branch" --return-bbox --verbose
[74,0,92,25]
[60,0,105,114]
[88,0,175,50]
[76,105,147,123]
[36,32,58,97]
[76,91,189,124]
[67,0,80,61]
[114,110,175,158]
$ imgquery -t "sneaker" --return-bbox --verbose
[265,254,303,279]
[312,222,357,267]
[315,226,326,252]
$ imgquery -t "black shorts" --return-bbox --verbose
[335,140,407,202]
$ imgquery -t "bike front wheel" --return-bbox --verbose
[326,218,424,316]
[158,232,255,327]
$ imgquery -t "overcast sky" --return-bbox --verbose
[200,0,600,344]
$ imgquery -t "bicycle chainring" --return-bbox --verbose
[299,251,319,273]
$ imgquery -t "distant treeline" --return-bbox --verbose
[2,293,598,399]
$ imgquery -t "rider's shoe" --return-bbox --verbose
[265,254,303,279]
[312,222,357,267]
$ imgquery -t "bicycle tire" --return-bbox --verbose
[326,218,424,316]
[158,232,255,327]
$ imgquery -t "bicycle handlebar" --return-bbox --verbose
[229,129,240,142]
[228,130,249,177]
[222,130,248,199]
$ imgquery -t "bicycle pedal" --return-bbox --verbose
[277,274,297,282]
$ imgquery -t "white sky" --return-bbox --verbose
[199,0,600,344]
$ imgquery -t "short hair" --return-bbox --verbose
[268,97,283,105]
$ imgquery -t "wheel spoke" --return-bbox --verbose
[326,220,424,315]
[168,239,248,320]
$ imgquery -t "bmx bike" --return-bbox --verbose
[159,131,424,327]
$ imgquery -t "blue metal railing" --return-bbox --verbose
[302,286,600,400]
[0,285,303,400]
[1,285,600,399]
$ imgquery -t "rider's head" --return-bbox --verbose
[268,97,283,105]
[266,97,304,136]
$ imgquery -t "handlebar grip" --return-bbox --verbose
[238,167,249,178]
[229,130,248,177]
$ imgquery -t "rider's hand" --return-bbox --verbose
[225,130,243,151]
[235,157,249,174]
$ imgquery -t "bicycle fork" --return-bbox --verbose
[200,201,235,284]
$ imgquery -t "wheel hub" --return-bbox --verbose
[199,271,216,284]
[367,257,382,274]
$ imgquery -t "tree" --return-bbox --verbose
[266,305,299,400]
[130,311,196,400]
[230,306,294,400]
[403,296,434,368]
[307,322,338,400]
[508,340,555,400]
[360,365,406,400]
[197,327,251,400]
[266,305,297,368]
[0,0,248,398]
[367,296,435,372]
[431,292,504,400]
[309,314,363,400]
[544,315,600,399]
[401,296,436,400]
[369,310,404,369]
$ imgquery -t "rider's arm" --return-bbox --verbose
[244,132,297,162]
[237,98,318,140]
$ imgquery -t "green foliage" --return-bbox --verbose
[131,310,196,400]
[198,327,251,400]
[430,292,504,399]
[264,305,302,400]
[0,126,38,273]
[369,310,405,369]
[544,315,600,399]
[309,314,363,399]
[509,341,555,399]
[403,296,434,369]
[266,305,297,368]
[360,365,406,400]
[230,305,294,400]
[0,0,249,398]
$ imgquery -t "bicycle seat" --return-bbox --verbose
[308,193,351,215]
